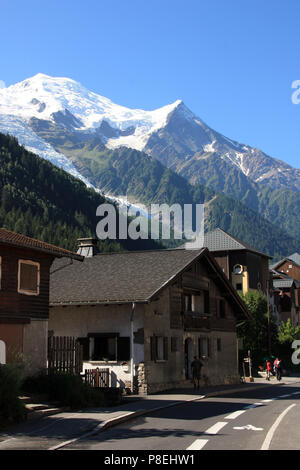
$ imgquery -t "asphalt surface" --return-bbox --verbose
[60,382,300,451]
[0,378,299,452]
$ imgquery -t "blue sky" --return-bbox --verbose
[1,0,300,168]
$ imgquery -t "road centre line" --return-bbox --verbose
[186,439,209,450]
[186,422,227,450]
[225,410,247,420]
[204,421,228,435]
[261,403,296,450]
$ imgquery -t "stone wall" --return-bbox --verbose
[23,319,48,375]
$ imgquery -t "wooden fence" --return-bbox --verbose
[84,368,110,388]
[48,336,83,375]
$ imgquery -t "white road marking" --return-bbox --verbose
[233,425,264,431]
[279,394,291,398]
[291,391,300,395]
[262,399,273,402]
[186,439,209,450]
[261,403,296,450]
[0,437,16,447]
[225,410,246,420]
[244,403,264,409]
[204,421,227,435]
[186,421,227,450]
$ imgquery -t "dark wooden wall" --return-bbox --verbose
[276,260,300,283]
[0,244,54,321]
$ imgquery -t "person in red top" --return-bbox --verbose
[266,360,272,381]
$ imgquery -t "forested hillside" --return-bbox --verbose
[64,142,300,260]
[0,133,162,252]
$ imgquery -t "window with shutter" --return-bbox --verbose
[199,337,210,358]
[18,260,40,295]
[150,336,168,361]
[204,290,210,313]
[219,299,226,318]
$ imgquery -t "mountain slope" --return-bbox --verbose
[1,73,300,243]
[1,73,299,194]
[53,140,300,260]
[0,132,163,252]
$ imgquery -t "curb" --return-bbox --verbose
[26,406,70,421]
[50,380,292,450]
[98,382,287,431]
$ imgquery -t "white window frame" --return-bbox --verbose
[0,340,6,364]
[18,259,40,296]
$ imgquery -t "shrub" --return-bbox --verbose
[22,371,121,409]
[0,364,26,423]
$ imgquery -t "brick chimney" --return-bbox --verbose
[77,238,99,257]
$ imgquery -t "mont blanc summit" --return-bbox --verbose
[1,73,300,196]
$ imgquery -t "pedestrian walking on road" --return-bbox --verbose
[191,356,203,389]
[275,358,282,381]
[273,358,278,375]
[266,359,272,381]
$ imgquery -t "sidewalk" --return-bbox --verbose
[1,376,299,450]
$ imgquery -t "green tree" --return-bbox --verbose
[277,319,300,371]
[238,291,278,367]
[278,319,300,344]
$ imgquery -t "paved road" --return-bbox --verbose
[1,382,299,451]
[62,383,300,451]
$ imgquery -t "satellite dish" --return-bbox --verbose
[233,264,243,274]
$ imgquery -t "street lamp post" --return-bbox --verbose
[267,280,272,357]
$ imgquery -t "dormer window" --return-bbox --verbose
[18,260,40,296]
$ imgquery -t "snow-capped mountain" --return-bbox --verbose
[0,73,182,151]
[1,73,300,196]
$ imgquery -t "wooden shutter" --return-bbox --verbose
[150,336,157,362]
[198,337,202,357]
[163,337,168,361]
[18,260,39,294]
[204,290,210,314]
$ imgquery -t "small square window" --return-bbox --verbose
[18,260,40,295]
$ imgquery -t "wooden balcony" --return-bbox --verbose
[210,317,236,332]
[183,311,211,331]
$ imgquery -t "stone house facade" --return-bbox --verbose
[49,246,250,394]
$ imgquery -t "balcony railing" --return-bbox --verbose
[183,311,211,330]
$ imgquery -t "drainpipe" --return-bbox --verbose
[130,302,136,393]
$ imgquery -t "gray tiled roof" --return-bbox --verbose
[49,248,250,319]
[50,248,206,304]
[273,279,295,289]
[202,228,271,258]
[287,253,300,267]
[271,252,300,270]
